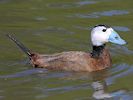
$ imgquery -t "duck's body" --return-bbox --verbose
[31,47,111,72]
[7,24,126,72]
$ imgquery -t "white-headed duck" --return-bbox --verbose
[7,24,127,72]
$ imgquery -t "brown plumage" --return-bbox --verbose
[30,48,111,72]
[7,24,127,72]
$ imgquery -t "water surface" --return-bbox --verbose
[0,0,133,100]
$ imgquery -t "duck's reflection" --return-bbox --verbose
[7,64,131,100]
[92,81,110,99]
[61,67,132,100]
[92,81,127,99]
[90,69,131,100]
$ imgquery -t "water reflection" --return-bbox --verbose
[0,68,48,78]
[35,16,47,21]
[113,26,130,32]
[0,64,133,99]
[71,10,129,18]
[92,81,130,100]
[110,45,133,56]
[106,64,133,85]
[0,0,132,99]
[0,0,10,4]
[73,25,130,33]
[59,64,133,100]
[25,27,75,36]
[91,71,127,100]
[47,1,96,8]
[91,64,133,100]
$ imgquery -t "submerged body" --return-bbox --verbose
[31,48,111,72]
[7,24,126,72]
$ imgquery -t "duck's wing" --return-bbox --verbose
[32,51,91,71]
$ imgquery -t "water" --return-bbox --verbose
[0,0,133,100]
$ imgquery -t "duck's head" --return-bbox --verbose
[91,24,127,46]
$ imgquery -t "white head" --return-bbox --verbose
[91,24,127,46]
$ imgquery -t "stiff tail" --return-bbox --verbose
[6,34,32,59]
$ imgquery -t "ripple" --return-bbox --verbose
[91,63,133,100]
[45,83,89,93]
[106,64,133,85]
[36,83,90,98]
[0,0,10,4]
[73,25,130,32]
[113,26,130,32]
[92,81,132,100]
[0,68,47,79]
[76,1,96,6]
[110,45,133,56]
[47,1,96,8]
[38,71,71,79]
[73,25,90,30]
[72,10,129,18]
[35,16,47,21]
[100,10,129,16]
[29,27,75,35]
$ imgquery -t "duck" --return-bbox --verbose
[7,24,127,72]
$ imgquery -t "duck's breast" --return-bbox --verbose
[86,48,112,71]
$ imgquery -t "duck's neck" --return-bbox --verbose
[91,44,106,58]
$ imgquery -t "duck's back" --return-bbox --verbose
[31,48,111,72]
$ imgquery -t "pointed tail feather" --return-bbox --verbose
[6,34,32,58]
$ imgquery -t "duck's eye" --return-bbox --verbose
[115,36,119,39]
[102,29,106,32]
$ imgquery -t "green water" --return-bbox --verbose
[0,0,133,100]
